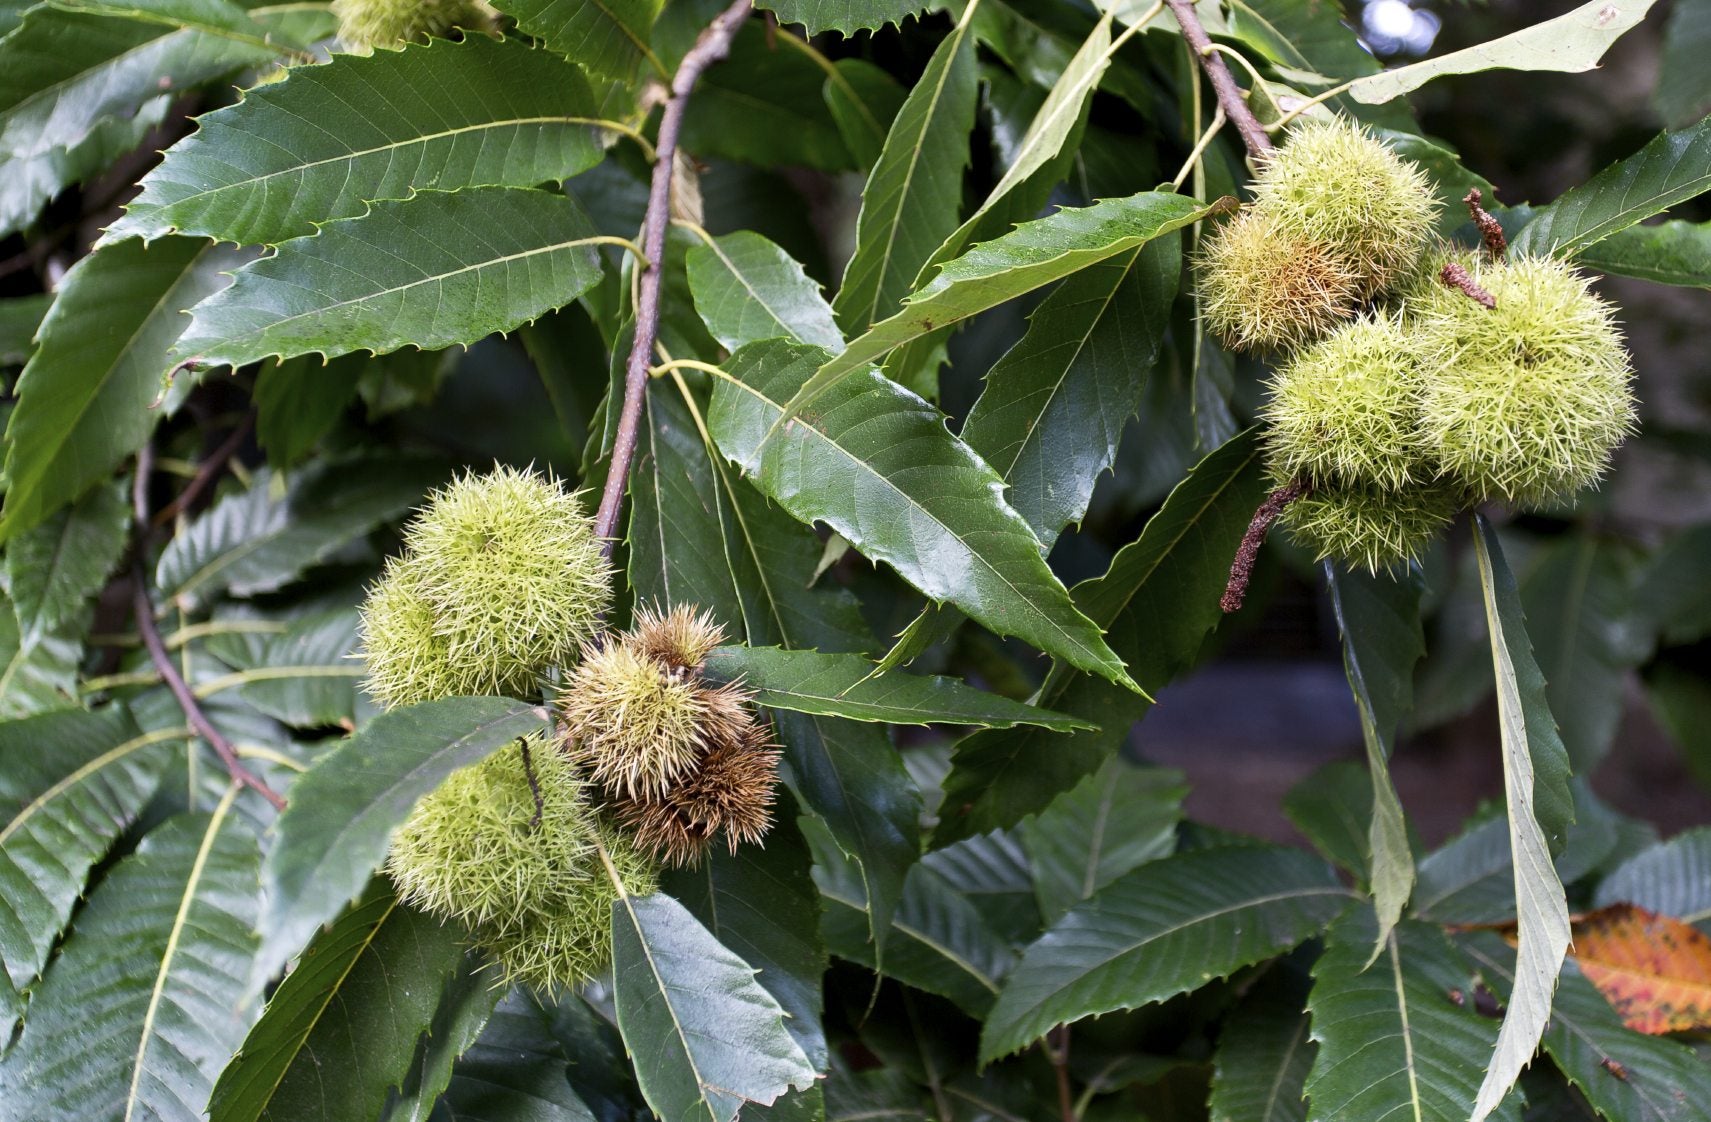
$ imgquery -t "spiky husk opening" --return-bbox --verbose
[468,825,658,992]
[1253,117,1439,294]
[332,0,495,50]
[1412,254,1635,505]
[1197,209,1362,353]
[615,718,781,868]
[1263,314,1428,490]
[1278,479,1459,573]
[386,736,596,926]
[630,603,725,670]
[364,465,612,701]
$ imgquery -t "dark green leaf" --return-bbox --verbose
[1305,910,1516,1122]
[1468,514,1574,1122]
[681,24,853,172]
[0,236,249,543]
[795,192,1219,413]
[686,230,843,353]
[979,846,1348,1061]
[111,37,605,246]
[1018,757,1186,923]
[832,12,978,336]
[1,92,169,238]
[1657,0,1711,126]
[709,338,1136,690]
[1578,219,1711,287]
[0,607,83,718]
[920,829,1039,943]
[210,881,468,1122]
[664,811,828,1070]
[0,804,261,1122]
[807,817,1015,1017]
[490,0,663,80]
[934,429,1268,844]
[4,480,129,648]
[610,890,815,1122]
[239,608,365,728]
[1207,964,1313,1122]
[1282,761,1379,882]
[175,188,607,369]
[254,354,362,469]
[755,0,929,37]
[1593,828,1711,926]
[822,58,906,169]
[258,697,547,989]
[0,707,169,1004]
[154,459,434,610]
[702,645,1089,729]
[436,989,598,1121]
[381,957,502,1122]
[1512,114,1711,257]
[0,294,50,366]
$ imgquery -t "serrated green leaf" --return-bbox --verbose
[380,956,502,1122]
[1512,115,1711,257]
[175,187,608,369]
[831,10,977,337]
[210,880,468,1122]
[0,801,261,1122]
[0,707,171,1002]
[1018,757,1185,924]
[1468,514,1574,1122]
[254,353,362,469]
[1520,537,1648,771]
[489,0,663,80]
[822,58,905,169]
[1326,565,1422,948]
[1346,0,1659,105]
[437,989,598,1121]
[0,236,250,543]
[5,479,129,648]
[257,697,547,990]
[1577,218,1711,287]
[239,608,364,728]
[807,817,1015,1017]
[154,459,434,610]
[755,0,929,37]
[1305,910,1516,1122]
[702,645,1089,729]
[920,829,1039,943]
[934,429,1268,845]
[1463,935,1711,1122]
[611,890,815,1122]
[629,375,919,960]
[791,191,1218,423]
[664,810,828,1071]
[1,91,169,238]
[1657,0,1711,127]
[111,37,606,247]
[1594,828,1711,925]
[1283,761,1379,883]
[686,231,843,353]
[1208,964,1313,1122]
[979,846,1348,1061]
[709,338,1134,690]
[0,606,83,718]
[681,23,853,172]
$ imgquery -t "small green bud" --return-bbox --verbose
[1278,479,1458,572]
[1197,208,1362,353]
[1253,117,1439,294]
[1263,314,1426,491]
[1412,254,1635,505]
[386,736,596,928]
[332,0,495,51]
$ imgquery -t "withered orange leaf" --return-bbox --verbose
[1568,902,1711,1035]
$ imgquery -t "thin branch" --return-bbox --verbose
[1164,0,1273,160]
[132,443,285,810]
[1049,1025,1075,1122]
[1221,479,1308,613]
[593,0,752,555]
[151,411,254,526]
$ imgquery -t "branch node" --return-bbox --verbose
[1164,0,1273,160]
[1439,261,1497,309]
[1222,480,1308,613]
[1464,188,1506,258]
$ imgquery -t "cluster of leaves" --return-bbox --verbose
[1,0,1710,1119]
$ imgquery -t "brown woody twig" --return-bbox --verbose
[1439,261,1496,309]
[151,411,254,527]
[593,0,751,554]
[132,443,285,810]
[1464,188,1506,258]
[1164,0,1274,161]
[1222,479,1308,613]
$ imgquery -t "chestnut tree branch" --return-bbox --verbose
[152,410,254,527]
[593,0,752,554]
[132,442,285,809]
[1164,0,1273,161]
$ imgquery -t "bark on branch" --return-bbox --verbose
[1164,0,1274,161]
